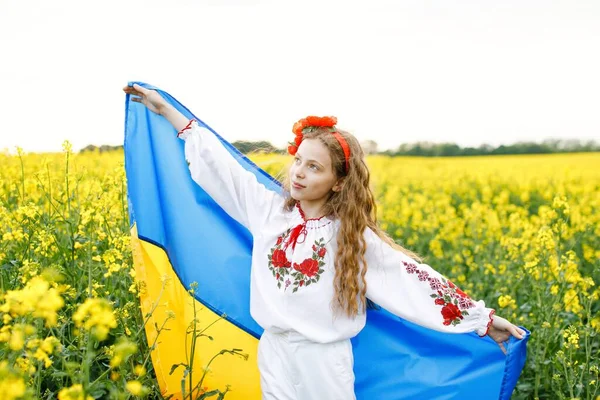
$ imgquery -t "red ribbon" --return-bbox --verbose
[283,222,307,252]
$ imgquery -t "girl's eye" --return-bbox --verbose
[309,164,318,170]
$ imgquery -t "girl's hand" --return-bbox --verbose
[487,314,526,355]
[122,84,168,115]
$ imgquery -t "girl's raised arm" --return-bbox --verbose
[177,118,282,234]
[123,84,282,235]
[363,228,495,337]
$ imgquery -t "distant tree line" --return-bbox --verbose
[80,138,599,156]
[80,144,124,153]
[379,139,600,157]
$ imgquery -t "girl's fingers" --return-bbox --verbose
[123,87,141,98]
[132,83,149,94]
[510,326,524,339]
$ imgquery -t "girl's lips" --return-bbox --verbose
[292,182,305,189]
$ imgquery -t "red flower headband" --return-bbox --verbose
[288,116,351,173]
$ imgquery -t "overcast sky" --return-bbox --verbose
[1,0,599,153]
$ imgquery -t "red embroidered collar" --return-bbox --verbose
[295,202,327,222]
[283,203,331,252]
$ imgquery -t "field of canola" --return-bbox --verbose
[0,144,598,399]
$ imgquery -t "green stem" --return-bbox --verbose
[140,315,173,372]
[18,151,25,204]
[192,349,246,395]
[188,300,198,399]
[65,150,71,217]
[134,280,167,339]
[82,330,94,397]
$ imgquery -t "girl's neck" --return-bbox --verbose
[298,200,327,220]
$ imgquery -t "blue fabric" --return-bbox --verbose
[124,81,530,399]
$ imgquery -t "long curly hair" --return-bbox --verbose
[281,127,424,317]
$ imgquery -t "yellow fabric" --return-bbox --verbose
[130,223,261,399]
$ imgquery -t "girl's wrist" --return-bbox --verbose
[157,102,173,116]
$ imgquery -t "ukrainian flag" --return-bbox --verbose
[124,82,529,400]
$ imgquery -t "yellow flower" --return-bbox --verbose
[0,375,26,400]
[563,289,582,315]
[2,276,64,327]
[8,328,24,351]
[58,383,93,400]
[109,338,138,368]
[72,298,117,341]
[134,364,146,377]
[62,140,73,154]
[562,326,580,350]
[30,336,62,368]
[126,380,143,396]
[498,295,517,310]
[14,357,36,374]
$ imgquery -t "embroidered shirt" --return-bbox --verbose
[179,120,495,343]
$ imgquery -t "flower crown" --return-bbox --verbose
[288,115,350,173]
[288,116,338,155]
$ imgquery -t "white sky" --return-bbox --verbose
[1,0,599,153]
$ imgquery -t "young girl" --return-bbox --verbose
[123,84,526,400]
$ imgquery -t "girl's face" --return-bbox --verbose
[289,138,342,206]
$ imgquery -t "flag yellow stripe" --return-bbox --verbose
[131,223,261,399]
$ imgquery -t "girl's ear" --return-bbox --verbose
[332,178,345,192]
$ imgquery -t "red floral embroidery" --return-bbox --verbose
[267,231,326,292]
[267,228,293,289]
[271,249,291,268]
[441,303,463,325]
[290,237,327,293]
[401,260,476,327]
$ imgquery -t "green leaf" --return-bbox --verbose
[199,389,221,399]
[170,363,185,375]
[88,384,107,398]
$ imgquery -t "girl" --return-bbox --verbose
[123,83,525,400]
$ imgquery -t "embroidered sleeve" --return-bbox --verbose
[179,119,282,234]
[364,228,495,337]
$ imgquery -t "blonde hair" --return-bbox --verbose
[281,127,423,317]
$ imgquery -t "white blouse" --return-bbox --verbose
[178,120,495,344]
